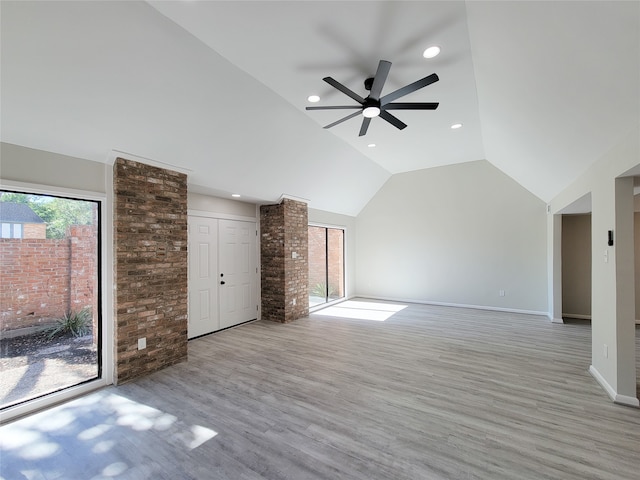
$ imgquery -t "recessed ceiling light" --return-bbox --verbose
[423,46,441,59]
[307,95,320,103]
[232,194,241,198]
[451,123,463,129]
[368,143,376,148]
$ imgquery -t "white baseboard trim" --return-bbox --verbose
[550,317,564,324]
[589,365,639,408]
[355,295,547,317]
[562,313,591,320]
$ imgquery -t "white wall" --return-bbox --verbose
[355,160,547,313]
[308,208,357,301]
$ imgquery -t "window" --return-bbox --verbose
[308,225,345,307]
[1,223,22,239]
[0,190,102,412]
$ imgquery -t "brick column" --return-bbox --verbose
[113,158,188,384]
[260,198,308,323]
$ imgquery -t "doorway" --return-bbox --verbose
[187,216,258,338]
[561,213,592,321]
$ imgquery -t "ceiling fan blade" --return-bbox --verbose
[380,73,439,105]
[323,77,365,104]
[306,106,363,110]
[379,111,407,130]
[368,60,392,101]
[382,102,439,110]
[358,117,372,137]
[323,110,362,129]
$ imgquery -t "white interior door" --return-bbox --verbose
[219,219,257,329]
[188,216,219,338]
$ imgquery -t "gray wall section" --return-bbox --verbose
[355,160,548,313]
[561,214,592,318]
[1,142,106,193]
[188,192,256,218]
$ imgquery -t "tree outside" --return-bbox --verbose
[0,191,96,239]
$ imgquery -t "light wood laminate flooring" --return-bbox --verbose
[1,299,639,479]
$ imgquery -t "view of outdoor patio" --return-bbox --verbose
[308,226,344,307]
[0,192,100,409]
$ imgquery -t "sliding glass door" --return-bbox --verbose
[309,225,344,307]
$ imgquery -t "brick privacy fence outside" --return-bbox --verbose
[308,226,344,300]
[113,158,188,385]
[260,198,309,323]
[0,225,97,334]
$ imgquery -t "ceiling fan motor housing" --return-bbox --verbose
[364,77,375,91]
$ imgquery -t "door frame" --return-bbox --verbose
[0,179,113,424]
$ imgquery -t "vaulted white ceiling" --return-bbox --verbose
[1,1,638,216]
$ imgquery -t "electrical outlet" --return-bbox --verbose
[138,337,146,350]
[603,344,608,359]
[499,290,505,297]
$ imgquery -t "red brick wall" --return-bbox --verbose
[308,226,326,290]
[260,202,285,321]
[327,228,344,299]
[23,223,46,239]
[0,225,97,332]
[69,225,98,326]
[113,158,188,384]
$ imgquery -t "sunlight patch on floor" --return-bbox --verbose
[0,390,219,477]
[313,300,407,321]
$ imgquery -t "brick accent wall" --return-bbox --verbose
[260,198,308,323]
[113,158,188,384]
[0,225,97,333]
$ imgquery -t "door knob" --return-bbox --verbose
[220,280,226,285]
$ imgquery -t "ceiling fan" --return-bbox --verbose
[306,60,439,137]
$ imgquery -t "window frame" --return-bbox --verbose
[308,222,347,313]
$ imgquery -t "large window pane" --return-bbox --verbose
[308,226,327,307]
[308,225,345,307]
[0,191,100,410]
[327,228,344,300]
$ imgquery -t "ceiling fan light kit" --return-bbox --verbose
[306,59,439,136]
